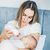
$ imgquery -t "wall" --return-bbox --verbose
[0,0,50,10]
[31,0,50,10]
[0,0,28,8]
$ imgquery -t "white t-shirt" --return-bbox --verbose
[4,20,41,48]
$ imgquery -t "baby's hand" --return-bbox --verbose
[16,34,24,40]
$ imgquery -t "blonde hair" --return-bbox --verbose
[16,1,39,27]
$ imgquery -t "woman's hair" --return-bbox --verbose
[16,1,39,27]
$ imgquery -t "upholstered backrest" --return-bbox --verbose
[35,35,46,50]
[0,7,50,50]
[0,8,18,33]
[0,8,44,34]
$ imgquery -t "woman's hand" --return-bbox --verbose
[1,28,13,41]
[30,33,40,41]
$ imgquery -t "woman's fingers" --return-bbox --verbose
[5,29,13,39]
[2,29,13,39]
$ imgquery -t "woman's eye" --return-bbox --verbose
[23,13,26,16]
[29,17,32,19]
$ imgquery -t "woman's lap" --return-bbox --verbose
[0,40,17,50]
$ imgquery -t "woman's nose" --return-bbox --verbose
[24,17,28,21]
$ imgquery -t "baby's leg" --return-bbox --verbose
[0,40,17,50]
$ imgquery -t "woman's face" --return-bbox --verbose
[21,8,34,25]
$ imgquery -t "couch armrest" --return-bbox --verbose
[35,35,46,50]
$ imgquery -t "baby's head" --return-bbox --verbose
[22,36,37,50]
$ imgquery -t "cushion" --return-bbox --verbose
[35,35,46,50]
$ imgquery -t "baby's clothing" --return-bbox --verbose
[1,20,41,49]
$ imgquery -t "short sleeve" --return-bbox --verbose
[4,20,19,36]
[4,20,18,29]
[29,23,41,34]
[4,20,13,29]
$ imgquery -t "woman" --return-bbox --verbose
[0,1,41,50]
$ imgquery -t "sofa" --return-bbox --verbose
[0,7,50,50]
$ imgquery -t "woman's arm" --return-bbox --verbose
[30,33,40,41]
[0,28,13,42]
[20,32,40,42]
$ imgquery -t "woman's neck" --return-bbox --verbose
[21,22,27,28]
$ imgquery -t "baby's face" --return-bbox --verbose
[22,36,37,50]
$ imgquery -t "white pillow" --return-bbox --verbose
[35,35,46,50]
